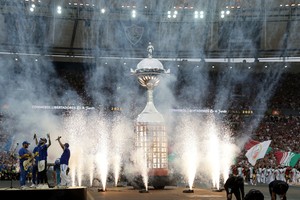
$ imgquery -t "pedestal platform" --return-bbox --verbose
[0,186,87,200]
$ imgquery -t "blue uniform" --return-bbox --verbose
[32,146,39,185]
[59,146,71,186]
[18,147,30,186]
[37,143,49,184]
[60,148,70,165]
[38,144,48,161]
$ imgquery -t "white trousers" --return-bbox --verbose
[60,164,70,186]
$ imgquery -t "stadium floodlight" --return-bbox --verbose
[29,4,35,12]
[132,10,136,18]
[167,11,171,18]
[57,6,62,14]
[220,10,225,18]
[194,11,204,19]
[194,10,199,19]
[167,10,177,19]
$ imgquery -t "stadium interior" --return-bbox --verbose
[0,0,299,187]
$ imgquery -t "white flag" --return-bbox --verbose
[245,140,271,166]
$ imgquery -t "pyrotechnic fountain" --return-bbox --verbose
[172,115,238,193]
[131,42,170,191]
[182,138,197,193]
[208,124,221,191]
[205,118,237,192]
[175,117,200,193]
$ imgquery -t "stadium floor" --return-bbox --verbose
[0,180,299,200]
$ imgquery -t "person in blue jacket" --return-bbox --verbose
[37,133,51,188]
[30,133,40,188]
[56,136,71,187]
[18,141,31,189]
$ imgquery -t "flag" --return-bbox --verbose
[244,138,272,153]
[244,139,260,150]
[274,151,300,167]
[245,140,272,166]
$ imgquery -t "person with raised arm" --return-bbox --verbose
[37,133,51,189]
[30,133,40,188]
[56,136,71,187]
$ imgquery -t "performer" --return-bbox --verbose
[256,165,262,184]
[261,165,266,184]
[280,166,286,182]
[54,158,61,186]
[274,166,280,181]
[237,165,244,179]
[252,166,257,185]
[290,167,297,184]
[30,133,39,188]
[18,141,31,189]
[224,175,245,200]
[37,133,51,188]
[249,165,254,185]
[285,167,291,183]
[269,180,289,200]
[57,136,71,187]
[266,166,274,184]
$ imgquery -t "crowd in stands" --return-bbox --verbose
[0,151,19,180]
[270,73,300,111]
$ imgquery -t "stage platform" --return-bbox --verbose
[0,186,87,200]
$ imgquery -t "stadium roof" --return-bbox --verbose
[0,0,300,70]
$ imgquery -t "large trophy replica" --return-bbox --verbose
[131,42,170,189]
